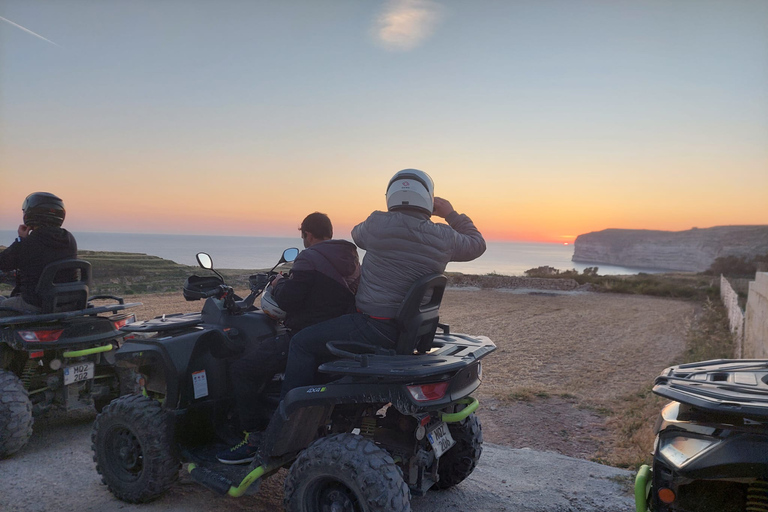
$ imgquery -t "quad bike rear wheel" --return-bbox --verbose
[284,433,411,512]
[91,394,180,503]
[432,413,483,490]
[0,369,33,459]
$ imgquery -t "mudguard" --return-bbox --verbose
[116,328,230,408]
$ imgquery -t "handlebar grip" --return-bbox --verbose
[202,286,224,298]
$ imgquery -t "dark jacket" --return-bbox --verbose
[0,227,78,307]
[271,240,360,333]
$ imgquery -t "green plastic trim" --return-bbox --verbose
[62,344,113,358]
[440,397,479,423]
[228,465,266,497]
[635,464,652,512]
[186,463,266,498]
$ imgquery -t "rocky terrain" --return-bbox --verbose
[572,225,768,272]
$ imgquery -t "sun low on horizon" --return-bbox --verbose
[1,1,767,244]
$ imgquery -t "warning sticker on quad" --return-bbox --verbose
[427,422,456,458]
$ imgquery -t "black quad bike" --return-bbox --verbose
[634,359,768,512]
[92,249,496,511]
[0,259,140,458]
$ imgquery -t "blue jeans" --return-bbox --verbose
[280,313,397,397]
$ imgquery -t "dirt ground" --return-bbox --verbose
[122,287,694,464]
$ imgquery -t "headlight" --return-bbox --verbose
[659,435,719,467]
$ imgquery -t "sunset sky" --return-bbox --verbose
[1,0,766,243]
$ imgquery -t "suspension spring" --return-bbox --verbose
[21,359,37,389]
[746,480,768,512]
[360,417,377,438]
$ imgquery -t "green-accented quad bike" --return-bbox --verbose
[634,359,768,512]
[0,259,140,458]
[92,249,495,511]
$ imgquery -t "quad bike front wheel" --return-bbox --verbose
[91,394,180,503]
[432,413,483,490]
[284,433,411,512]
[0,369,33,459]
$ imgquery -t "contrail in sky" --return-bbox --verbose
[0,15,60,47]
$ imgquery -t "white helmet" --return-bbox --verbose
[260,285,286,321]
[386,169,434,215]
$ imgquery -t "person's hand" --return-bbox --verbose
[270,273,284,288]
[432,197,455,219]
[17,224,32,239]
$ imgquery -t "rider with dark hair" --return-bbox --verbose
[0,192,78,315]
[217,211,360,464]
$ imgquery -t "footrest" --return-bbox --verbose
[188,465,234,495]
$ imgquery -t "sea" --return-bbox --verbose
[0,230,664,276]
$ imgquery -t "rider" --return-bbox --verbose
[279,169,486,396]
[0,192,77,316]
[217,212,360,464]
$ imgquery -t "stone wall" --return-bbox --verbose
[720,275,744,357]
[744,272,768,358]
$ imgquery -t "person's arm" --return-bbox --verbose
[270,256,315,312]
[351,215,374,250]
[0,239,21,271]
[433,197,486,262]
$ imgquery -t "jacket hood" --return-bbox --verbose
[308,240,361,293]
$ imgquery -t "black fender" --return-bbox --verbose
[116,328,230,408]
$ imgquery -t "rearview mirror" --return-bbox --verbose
[282,248,299,263]
[196,252,213,270]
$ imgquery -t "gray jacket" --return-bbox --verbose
[352,209,486,318]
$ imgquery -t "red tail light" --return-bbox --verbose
[112,315,136,330]
[18,329,64,342]
[407,381,449,402]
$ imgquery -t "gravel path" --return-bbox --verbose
[0,408,634,512]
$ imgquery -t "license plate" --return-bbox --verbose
[63,362,94,385]
[427,422,455,458]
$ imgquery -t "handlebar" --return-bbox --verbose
[202,285,229,299]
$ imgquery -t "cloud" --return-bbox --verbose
[372,0,443,51]
[0,15,60,47]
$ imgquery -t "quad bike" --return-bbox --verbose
[0,259,140,459]
[92,249,496,511]
[634,359,768,512]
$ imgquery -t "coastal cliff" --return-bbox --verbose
[572,225,768,272]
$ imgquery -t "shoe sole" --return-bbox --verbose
[216,456,256,465]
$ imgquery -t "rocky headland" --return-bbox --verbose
[572,225,768,272]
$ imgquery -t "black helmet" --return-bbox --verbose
[22,192,66,228]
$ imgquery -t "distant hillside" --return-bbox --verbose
[572,225,768,272]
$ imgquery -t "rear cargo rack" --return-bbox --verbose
[653,359,768,419]
[319,333,496,379]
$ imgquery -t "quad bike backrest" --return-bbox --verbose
[35,259,91,313]
[394,273,447,355]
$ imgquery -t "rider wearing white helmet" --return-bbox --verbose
[280,169,486,397]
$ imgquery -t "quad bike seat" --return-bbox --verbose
[325,273,448,362]
[35,259,91,314]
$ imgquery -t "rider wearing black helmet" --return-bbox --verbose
[0,192,78,315]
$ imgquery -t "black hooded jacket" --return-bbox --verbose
[0,226,78,307]
[271,239,360,333]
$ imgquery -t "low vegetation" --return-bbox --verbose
[523,265,720,301]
